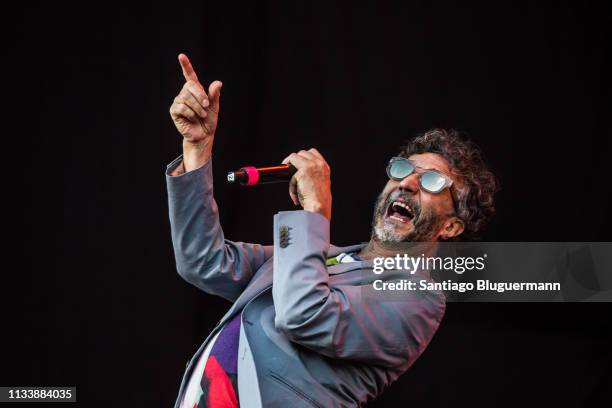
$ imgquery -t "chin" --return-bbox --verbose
[374,220,414,243]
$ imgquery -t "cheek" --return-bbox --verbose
[420,194,452,216]
[377,183,396,206]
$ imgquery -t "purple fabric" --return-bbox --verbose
[209,313,241,374]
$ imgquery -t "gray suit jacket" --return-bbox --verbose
[166,156,446,408]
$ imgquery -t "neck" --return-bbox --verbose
[358,238,439,260]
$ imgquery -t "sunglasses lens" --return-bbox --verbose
[389,159,414,179]
[420,171,447,193]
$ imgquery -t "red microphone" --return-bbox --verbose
[227,164,297,186]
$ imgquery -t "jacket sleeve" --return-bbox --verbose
[272,210,446,369]
[166,156,273,302]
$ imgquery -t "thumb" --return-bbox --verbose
[208,81,223,113]
[288,176,300,206]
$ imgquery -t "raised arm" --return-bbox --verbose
[167,54,272,302]
[273,149,445,368]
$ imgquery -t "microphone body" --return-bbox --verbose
[227,164,297,186]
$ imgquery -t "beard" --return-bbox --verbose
[371,189,441,242]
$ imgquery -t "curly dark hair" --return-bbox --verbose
[400,129,498,241]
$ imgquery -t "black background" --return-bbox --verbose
[6,1,611,407]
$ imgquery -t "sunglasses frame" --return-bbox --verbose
[386,157,454,194]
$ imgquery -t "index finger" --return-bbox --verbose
[282,152,309,169]
[178,53,200,84]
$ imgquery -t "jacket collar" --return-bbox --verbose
[328,243,367,257]
[327,243,373,275]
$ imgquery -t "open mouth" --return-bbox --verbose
[385,200,415,224]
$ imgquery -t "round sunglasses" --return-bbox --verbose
[386,157,453,193]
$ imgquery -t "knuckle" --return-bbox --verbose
[186,101,197,112]
[179,106,192,117]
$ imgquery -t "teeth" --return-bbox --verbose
[392,201,412,214]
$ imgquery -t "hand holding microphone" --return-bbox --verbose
[227,149,332,221]
[284,149,332,221]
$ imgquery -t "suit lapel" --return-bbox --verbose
[215,259,274,326]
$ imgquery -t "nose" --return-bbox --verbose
[398,172,420,193]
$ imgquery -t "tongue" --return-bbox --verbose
[390,211,410,222]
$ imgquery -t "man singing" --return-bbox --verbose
[166,53,496,408]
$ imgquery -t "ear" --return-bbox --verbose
[439,217,464,240]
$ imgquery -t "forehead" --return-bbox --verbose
[407,152,452,174]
